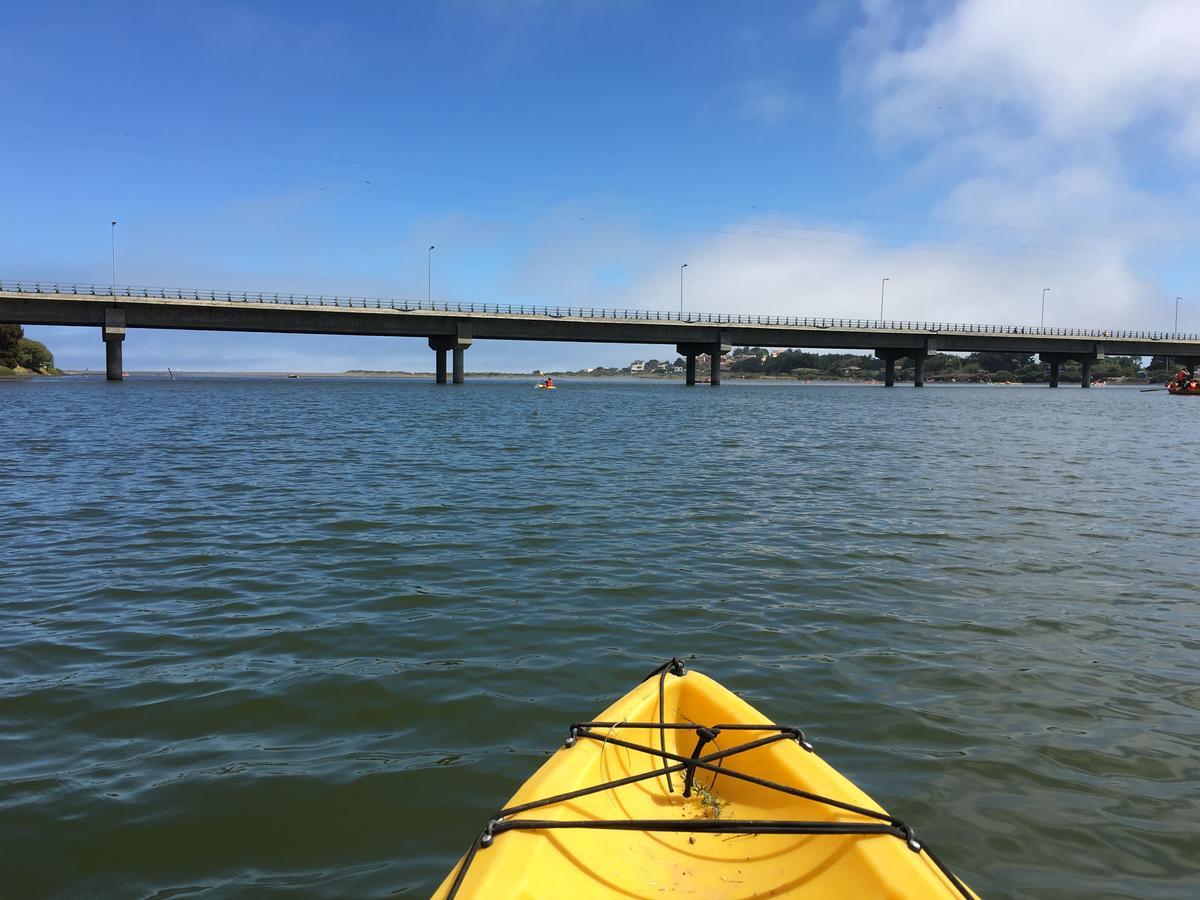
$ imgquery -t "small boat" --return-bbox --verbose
[435,660,976,899]
[1167,381,1200,396]
[535,383,556,390]
[286,374,300,379]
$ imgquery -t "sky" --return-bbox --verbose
[4,0,1200,372]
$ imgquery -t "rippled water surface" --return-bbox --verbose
[2,376,1198,898]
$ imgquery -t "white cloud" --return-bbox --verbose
[506,213,1172,335]
[854,0,1200,162]
[820,0,1200,332]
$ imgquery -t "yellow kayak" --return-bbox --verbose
[434,660,977,898]
[535,384,556,389]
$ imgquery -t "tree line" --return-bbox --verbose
[727,348,1161,382]
[0,325,58,374]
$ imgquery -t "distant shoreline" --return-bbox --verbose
[52,369,1154,387]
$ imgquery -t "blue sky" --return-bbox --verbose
[5,1,1200,371]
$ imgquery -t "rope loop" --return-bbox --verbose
[782,726,815,752]
[480,817,503,849]
[899,822,922,852]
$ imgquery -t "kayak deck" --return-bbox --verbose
[435,660,976,898]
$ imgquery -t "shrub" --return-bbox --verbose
[0,324,23,367]
[16,338,54,371]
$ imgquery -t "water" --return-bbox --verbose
[2,376,1198,899]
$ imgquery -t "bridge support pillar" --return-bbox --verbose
[709,335,731,386]
[1080,357,1092,387]
[912,354,926,387]
[429,333,472,385]
[1041,353,1071,387]
[875,349,911,387]
[677,338,728,386]
[102,309,126,381]
[104,335,123,381]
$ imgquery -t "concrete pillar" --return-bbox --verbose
[428,334,470,384]
[913,354,925,387]
[104,335,123,380]
[677,337,728,386]
[1080,357,1092,388]
[875,349,906,387]
[1049,359,1060,388]
[102,308,126,381]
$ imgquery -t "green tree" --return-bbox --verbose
[967,351,1035,372]
[16,338,54,370]
[0,324,23,367]
[731,356,765,374]
[0,326,57,372]
[923,353,962,375]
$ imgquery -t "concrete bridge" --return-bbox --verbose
[3,280,1198,386]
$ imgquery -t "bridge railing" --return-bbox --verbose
[1,279,1196,342]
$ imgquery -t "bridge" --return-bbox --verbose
[3,280,1198,387]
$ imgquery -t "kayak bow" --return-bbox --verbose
[434,659,977,898]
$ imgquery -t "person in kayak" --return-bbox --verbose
[543,376,554,388]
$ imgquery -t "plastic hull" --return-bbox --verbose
[434,668,977,898]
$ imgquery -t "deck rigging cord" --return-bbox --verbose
[443,659,973,899]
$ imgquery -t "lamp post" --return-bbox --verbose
[427,245,435,304]
[680,263,687,316]
[110,220,117,292]
[1041,287,1050,327]
[1176,297,1183,336]
[879,277,889,321]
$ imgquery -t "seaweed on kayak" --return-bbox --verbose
[689,780,726,819]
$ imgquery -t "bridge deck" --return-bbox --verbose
[3,282,1199,358]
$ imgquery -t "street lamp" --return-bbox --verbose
[1041,287,1051,327]
[1176,297,1183,335]
[880,277,889,321]
[680,263,688,316]
[427,245,435,304]
[110,220,117,292]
